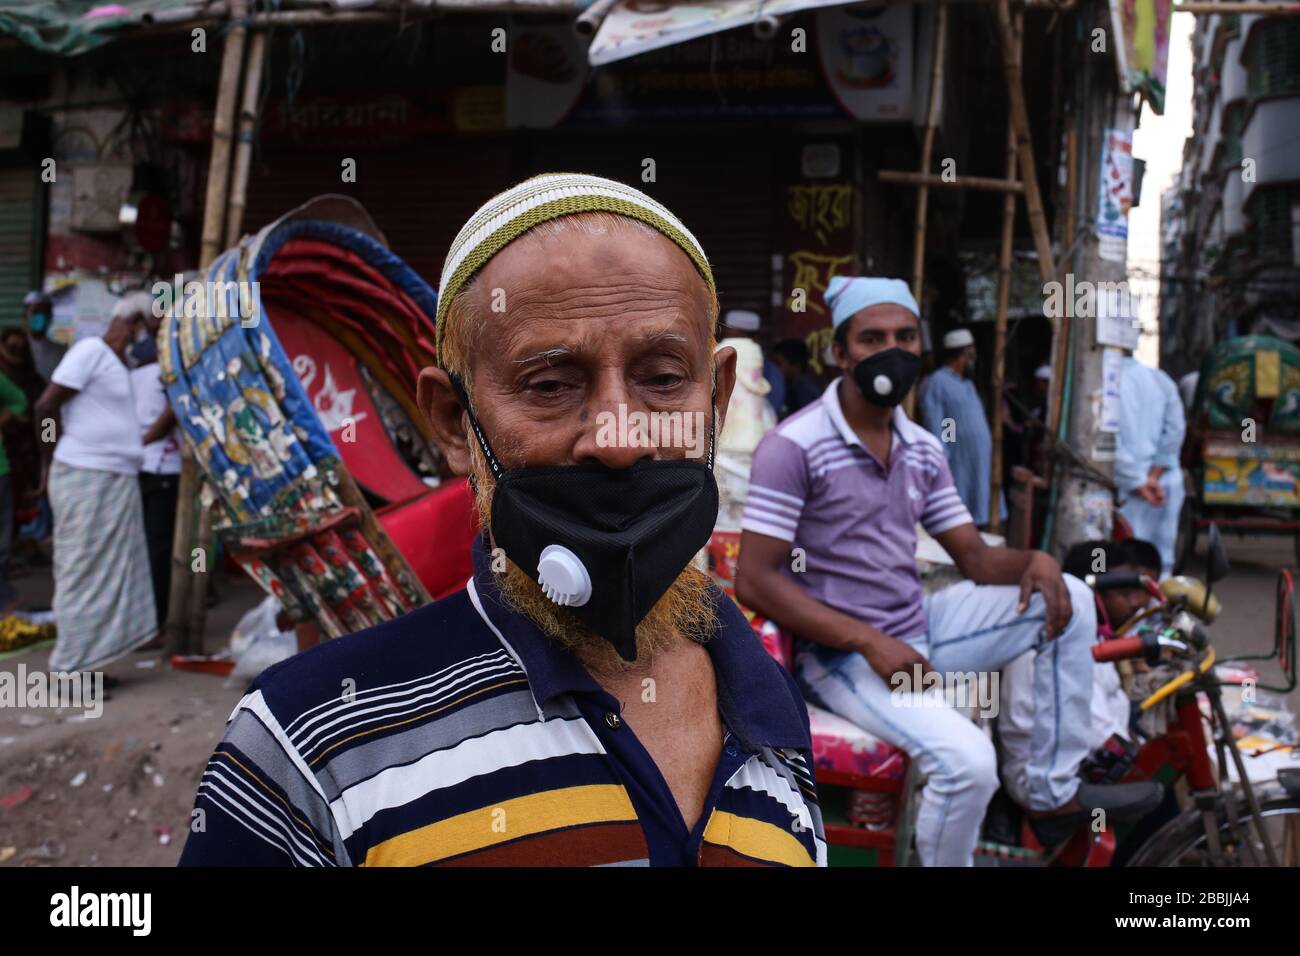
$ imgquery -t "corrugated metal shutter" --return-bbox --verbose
[522,131,774,317]
[242,139,516,288]
[0,165,42,327]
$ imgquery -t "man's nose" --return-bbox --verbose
[572,377,657,469]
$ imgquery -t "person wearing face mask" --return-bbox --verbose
[919,327,1003,528]
[735,275,1159,866]
[179,173,826,868]
[34,296,156,676]
[21,291,68,384]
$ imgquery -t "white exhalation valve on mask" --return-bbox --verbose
[873,374,893,397]
[537,544,593,607]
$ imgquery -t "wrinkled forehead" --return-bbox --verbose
[475,224,715,352]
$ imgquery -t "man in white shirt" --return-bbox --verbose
[1117,355,1186,577]
[35,296,157,674]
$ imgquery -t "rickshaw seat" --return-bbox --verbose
[753,617,907,781]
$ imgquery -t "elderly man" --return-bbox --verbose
[35,296,157,674]
[721,309,784,418]
[179,173,825,867]
[736,276,1156,866]
[920,327,1001,526]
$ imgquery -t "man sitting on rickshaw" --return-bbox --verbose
[735,276,1158,866]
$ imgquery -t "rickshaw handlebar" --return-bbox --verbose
[1093,636,1146,663]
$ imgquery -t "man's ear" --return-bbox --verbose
[417,366,471,476]
[712,345,738,437]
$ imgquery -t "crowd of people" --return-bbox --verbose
[727,285,1188,579]
[6,289,181,682]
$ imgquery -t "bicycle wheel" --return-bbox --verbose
[1127,784,1300,866]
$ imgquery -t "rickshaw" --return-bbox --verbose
[1178,335,1300,572]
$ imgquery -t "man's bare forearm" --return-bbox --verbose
[961,544,1037,586]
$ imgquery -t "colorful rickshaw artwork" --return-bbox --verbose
[1181,335,1300,570]
[159,195,478,641]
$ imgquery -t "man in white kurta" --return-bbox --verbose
[1116,356,1186,577]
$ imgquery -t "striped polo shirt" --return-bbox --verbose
[742,377,973,641]
[179,536,825,867]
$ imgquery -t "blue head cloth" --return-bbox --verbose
[824,276,920,329]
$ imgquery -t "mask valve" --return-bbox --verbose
[537,544,593,608]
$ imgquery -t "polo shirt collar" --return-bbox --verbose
[469,534,810,752]
[822,376,919,453]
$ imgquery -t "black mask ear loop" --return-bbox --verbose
[447,371,504,493]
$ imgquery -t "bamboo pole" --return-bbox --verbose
[910,2,948,304]
[1173,2,1300,13]
[995,0,1055,284]
[1048,125,1078,438]
[989,9,1023,535]
[906,2,946,421]
[186,487,216,654]
[163,455,200,655]
[878,170,1023,193]
[225,28,267,248]
[170,0,247,651]
[198,0,248,268]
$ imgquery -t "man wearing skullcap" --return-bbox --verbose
[721,308,785,417]
[181,173,826,867]
[919,327,1003,526]
[737,275,1157,865]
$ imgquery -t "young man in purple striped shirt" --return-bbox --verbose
[736,276,1158,866]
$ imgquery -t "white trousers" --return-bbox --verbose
[795,575,1096,866]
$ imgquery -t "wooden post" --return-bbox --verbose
[1048,125,1079,438]
[225,27,267,248]
[198,0,248,268]
[1174,2,1300,13]
[906,2,947,421]
[878,170,1023,193]
[910,2,948,304]
[163,454,200,655]
[989,10,1022,535]
[995,0,1055,284]
[170,1,248,653]
[186,486,215,654]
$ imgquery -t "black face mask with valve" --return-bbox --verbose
[449,374,720,662]
[852,347,922,407]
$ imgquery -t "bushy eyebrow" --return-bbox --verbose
[513,346,574,367]
[638,329,689,346]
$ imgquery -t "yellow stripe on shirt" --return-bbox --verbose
[363,783,638,867]
[702,810,817,867]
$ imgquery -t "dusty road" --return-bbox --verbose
[0,567,258,867]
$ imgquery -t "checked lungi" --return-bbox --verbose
[48,460,158,672]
